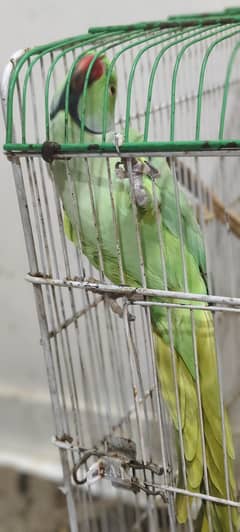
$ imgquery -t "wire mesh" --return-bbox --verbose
[1,9,240,532]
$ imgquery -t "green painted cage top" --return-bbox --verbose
[3,6,240,156]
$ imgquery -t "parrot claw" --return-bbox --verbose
[115,161,127,180]
[85,278,135,321]
[115,158,160,208]
[133,181,150,208]
[109,298,135,321]
[86,276,100,284]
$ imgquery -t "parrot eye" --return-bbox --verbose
[109,85,116,96]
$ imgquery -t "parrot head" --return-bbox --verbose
[50,53,117,135]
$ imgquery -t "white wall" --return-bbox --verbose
[0,0,238,475]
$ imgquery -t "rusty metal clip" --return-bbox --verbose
[72,436,166,497]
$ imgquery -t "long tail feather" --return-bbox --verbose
[153,309,239,531]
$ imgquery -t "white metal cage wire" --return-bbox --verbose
[2,18,240,532]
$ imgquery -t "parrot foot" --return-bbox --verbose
[115,158,160,208]
[109,298,135,322]
[86,276,100,284]
[85,277,135,321]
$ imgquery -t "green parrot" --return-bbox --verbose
[49,53,238,531]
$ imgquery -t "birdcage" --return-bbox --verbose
[2,7,240,532]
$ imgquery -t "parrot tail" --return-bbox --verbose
[153,309,239,531]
